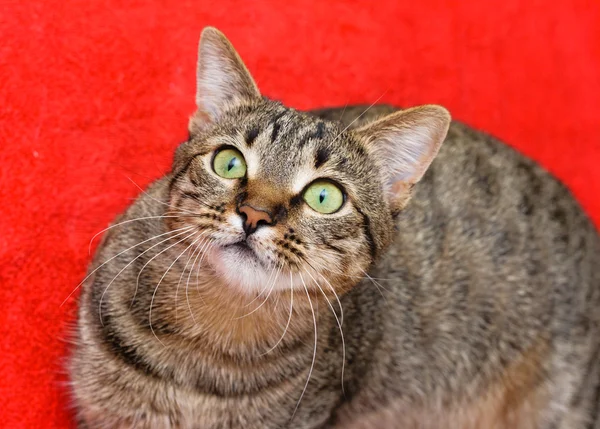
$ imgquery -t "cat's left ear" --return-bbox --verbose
[191,27,260,131]
[354,105,451,212]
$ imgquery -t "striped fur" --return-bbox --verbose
[69,28,600,428]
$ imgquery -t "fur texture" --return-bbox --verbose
[68,29,600,428]
[3,2,600,428]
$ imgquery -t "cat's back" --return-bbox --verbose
[382,112,600,362]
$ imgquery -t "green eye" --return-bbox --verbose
[212,148,247,179]
[303,180,345,214]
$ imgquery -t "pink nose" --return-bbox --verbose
[238,205,273,235]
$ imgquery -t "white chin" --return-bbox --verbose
[206,245,287,295]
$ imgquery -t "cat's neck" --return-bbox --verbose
[154,266,330,357]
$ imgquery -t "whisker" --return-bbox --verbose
[88,214,196,256]
[188,238,214,322]
[306,251,395,281]
[125,176,205,215]
[133,229,197,312]
[243,263,278,308]
[108,161,156,181]
[149,230,200,347]
[194,238,214,298]
[293,272,318,419]
[260,271,294,356]
[305,255,391,302]
[338,102,348,122]
[304,256,345,325]
[96,226,200,323]
[234,264,282,320]
[330,91,388,144]
[304,249,398,281]
[174,232,209,322]
[302,267,346,396]
[360,268,391,302]
[183,238,208,325]
[127,229,200,309]
[61,225,195,307]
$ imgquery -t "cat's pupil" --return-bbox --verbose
[319,189,327,204]
[227,157,237,171]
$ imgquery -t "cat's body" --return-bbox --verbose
[317,107,600,429]
[70,29,600,428]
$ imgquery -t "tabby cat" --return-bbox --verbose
[69,27,600,428]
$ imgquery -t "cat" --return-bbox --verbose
[69,27,600,429]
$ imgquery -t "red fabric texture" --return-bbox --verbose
[1,1,599,427]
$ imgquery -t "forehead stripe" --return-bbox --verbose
[245,126,260,146]
[299,121,326,148]
[270,111,287,143]
[314,146,330,169]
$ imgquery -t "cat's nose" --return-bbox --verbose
[238,204,273,236]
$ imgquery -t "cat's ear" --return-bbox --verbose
[354,105,451,211]
[191,27,260,130]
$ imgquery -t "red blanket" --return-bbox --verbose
[1,1,599,427]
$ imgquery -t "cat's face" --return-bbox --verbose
[169,100,391,294]
[166,28,450,296]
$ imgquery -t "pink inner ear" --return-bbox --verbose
[404,135,444,184]
[375,132,434,189]
[387,179,414,213]
[356,106,450,193]
[390,180,411,195]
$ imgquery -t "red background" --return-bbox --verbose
[1,1,599,427]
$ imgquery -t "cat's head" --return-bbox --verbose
[167,27,450,296]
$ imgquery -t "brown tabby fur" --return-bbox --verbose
[69,28,600,428]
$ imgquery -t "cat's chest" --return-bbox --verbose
[172,392,335,429]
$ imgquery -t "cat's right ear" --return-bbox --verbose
[190,27,261,133]
[354,105,451,213]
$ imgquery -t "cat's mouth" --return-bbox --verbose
[222,240,265,265]
[226,241,255,256]
[205,238,282,294]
